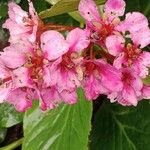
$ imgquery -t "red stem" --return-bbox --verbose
[42,23,76,32]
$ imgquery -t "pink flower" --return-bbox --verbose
[37,87,78,111]
[142,85,150,99]
[36,86,62,111]
[82,59,123,100]
[108,68,143,106]
[106,35,150,78]
[41,30,69,61]
[0,33,67,87]
[0,61,12,103]
[41,28,90,104]
[3,0,38,43]
[0,30,67,111]
[6,88,34,112]
[104,0,126,17]
[0,58,36,112]
[116,12,150,48]
[78,0,126,47]
[0,43,29,69]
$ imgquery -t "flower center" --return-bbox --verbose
[22,16,34,26]
[24,50,48,81]
[122,71,133,85]
[84,61,97,75]
[61,52,78,69]
[125,43,141,66]
[0,77,12,86]
[92,22,114,46]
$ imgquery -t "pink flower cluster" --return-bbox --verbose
[1,0,150,112]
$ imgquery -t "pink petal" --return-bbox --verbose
[3,20,32,43]
[107,92,117,103]
[106,35,125,56]
[0,87,11,103]
[12,67,31,88]
[104,0,126,16]
[140,51,150,67]
[66,28,90,52]
[130,71,143,96]
[0,45,26,68]
[113,53,126,68]
[133,52,150,78]
[57,71,75,92]
[60,90,77,104]
[0,62,10,79]
[78,0,100,22]
[122,85,138,106]
[68,70,81,87]
[98,61,123,92]
[42,66,51,88]
[82,60,122,100]
[3,2,38,44]
[28,0,38,23]
[48,57,63,86]
[125,12,148,32]
[83,75,108,100]
[7,88,33,112]
[40,87,61,110]
[132,61,148,78]
[131,27,150,48]
[117,12,148,31]
[41,31,69,60]
[142,86,150,99]
[3,20,30,35]
[7,2,28,24]
[117,12,150,47]
[119,68,142,106]
[83,75,96,100]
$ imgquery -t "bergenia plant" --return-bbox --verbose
[0,0,150,149]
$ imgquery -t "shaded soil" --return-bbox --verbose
[0,123,23,150]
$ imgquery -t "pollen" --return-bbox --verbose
[24,50,44,80]
[125,43,141,66]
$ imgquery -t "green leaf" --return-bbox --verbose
[23,88,92,150]
[0,103,24,128]
[39,0,105,19]
[45,0,85,23]
[125,0,150,19]
[142,70,150,85]
[69,11,85,23]
[44,13,80,26]
[45,0,60,5]
[90,100,150,150]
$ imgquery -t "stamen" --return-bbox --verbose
[125,43,141,66]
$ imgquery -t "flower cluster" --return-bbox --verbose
[0,0,150,112]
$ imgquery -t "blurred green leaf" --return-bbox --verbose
[23,88,92,150]
[0,103,24,128]
[90,100,150,150]
[14,0,21,3]
[20,0,50,13]
[39,0,105,19]
[33,0,50,13]
[0,4,8,18]
[44,13,79,26]
[0,128,7,144]
[125,0,150,19]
